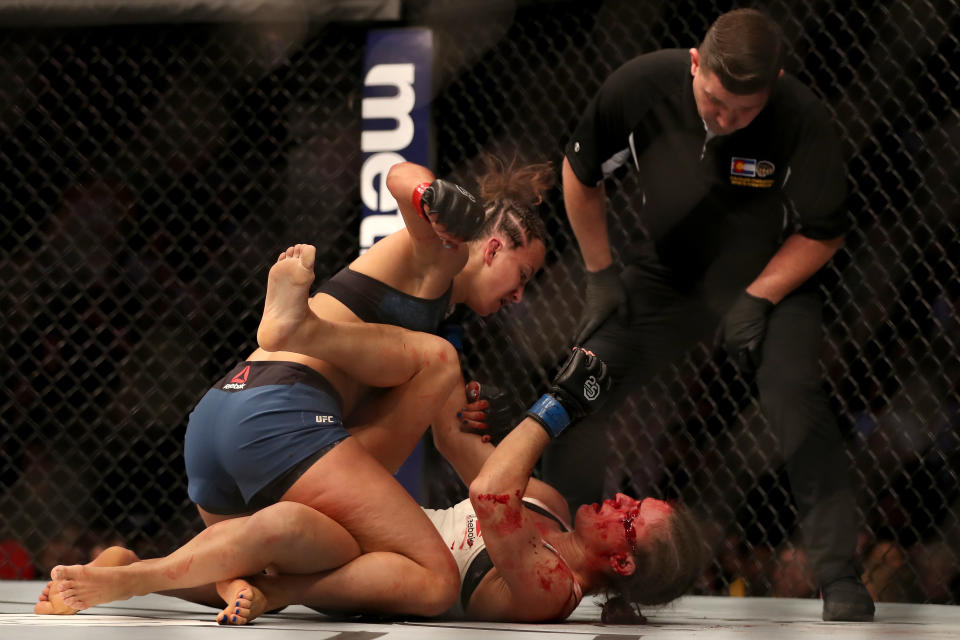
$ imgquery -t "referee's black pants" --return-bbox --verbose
[541,260,861,586]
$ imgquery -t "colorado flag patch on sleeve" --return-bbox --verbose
[730,157,757,176]
[729,157,774,188]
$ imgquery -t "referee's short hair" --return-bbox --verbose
[698,8,785,95]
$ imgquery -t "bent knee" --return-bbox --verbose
[248,501,320,541]
[409,546,459,616]
[429,337,462,386]
[421,334,459,369]
[409,334,461,395]
[413,568,460,616]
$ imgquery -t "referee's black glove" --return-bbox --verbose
[721,290,774,374]
[572,265,629,345]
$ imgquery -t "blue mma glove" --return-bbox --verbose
[526,347,611,437]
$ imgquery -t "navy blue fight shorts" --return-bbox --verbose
[184,360,350,515]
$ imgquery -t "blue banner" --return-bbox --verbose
[360,28,433,252]
[361,28,433,502]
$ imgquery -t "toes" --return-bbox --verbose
[217,589,257,625]
[217,610,247,626]
[299,244,316,270]
[232,593,253,622]
[58,587,80,608]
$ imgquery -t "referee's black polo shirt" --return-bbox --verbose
[565,49,849,285]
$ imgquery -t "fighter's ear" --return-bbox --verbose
[609,552,637,577]
[689,48,700,76]
[483,237,502,265]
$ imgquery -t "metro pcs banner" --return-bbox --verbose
[360,28,433,252]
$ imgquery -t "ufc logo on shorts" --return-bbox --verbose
[315,415,336,424]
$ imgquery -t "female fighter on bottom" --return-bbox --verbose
[45,156,553,619]
[40,245,705,623]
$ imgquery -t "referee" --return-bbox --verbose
[544,8,874,622]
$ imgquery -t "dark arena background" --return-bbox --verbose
[2,0,959,610]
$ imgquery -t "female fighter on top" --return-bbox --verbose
[39,156,554,621]
[41,243,705,623]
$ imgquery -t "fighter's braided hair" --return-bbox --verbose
[473,154,553,249]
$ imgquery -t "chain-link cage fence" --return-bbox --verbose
[2,0,959,605]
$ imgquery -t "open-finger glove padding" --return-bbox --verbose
[421,179,486,241]
[526,347,612,437]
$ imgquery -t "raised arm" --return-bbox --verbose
[371,161,485,288]
[466,349,611,620]
[386,162,441,245]
[431,378,498,486]
[467,418,575,621]
[431,379,565,513]
[386,161,486,248]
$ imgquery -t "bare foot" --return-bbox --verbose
[215,579,269,626]
[34,581,78,615]
[257,244,317,352]
[52,563,142,611]
[36,546,139,615]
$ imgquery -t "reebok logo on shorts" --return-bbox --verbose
[223,365,250,390]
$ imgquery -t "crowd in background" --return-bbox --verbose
[2,1,959,606]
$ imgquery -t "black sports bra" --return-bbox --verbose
[316,267,452,334]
